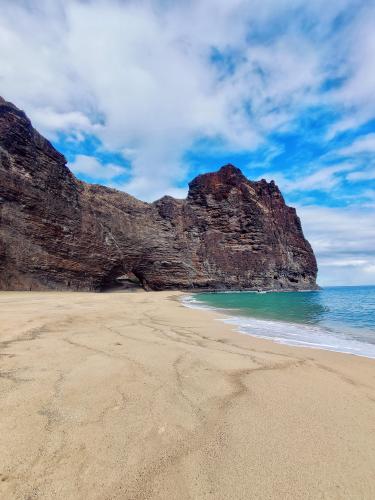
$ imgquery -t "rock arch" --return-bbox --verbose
[99,263,143,291]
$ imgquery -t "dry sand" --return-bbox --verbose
[0,290,375,500]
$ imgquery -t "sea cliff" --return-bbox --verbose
[0,97,317,291]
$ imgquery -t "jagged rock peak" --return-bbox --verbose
[188,163,246,197]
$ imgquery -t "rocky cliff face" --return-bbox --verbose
[0,97,318,291]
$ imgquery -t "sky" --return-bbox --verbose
[1,0,374,286]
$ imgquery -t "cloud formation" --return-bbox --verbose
[1,0,368,194]
[69,154,127,182]
[298,205,375,286]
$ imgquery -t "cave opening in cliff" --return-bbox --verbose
[100,266,143,292]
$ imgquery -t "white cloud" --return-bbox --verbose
[297,205,375,286]
[364,264,375,275]
[261,162,356,193]
[338,133,375,156]
[31,108,101,139]
[327,4,375,137]
[69,154,127,181]
[334,134,375,182]
[347,166,375,182]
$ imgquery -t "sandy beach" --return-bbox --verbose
[1,291,375,500]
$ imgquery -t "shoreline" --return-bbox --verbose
[1,290,375,499]
[181,292,375,360]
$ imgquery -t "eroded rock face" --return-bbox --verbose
[0,97,318,291]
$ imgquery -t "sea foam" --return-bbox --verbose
[182,294,375,359]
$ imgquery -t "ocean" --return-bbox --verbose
[183,286,375,359]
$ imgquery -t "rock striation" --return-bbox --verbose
[0,97,318,291]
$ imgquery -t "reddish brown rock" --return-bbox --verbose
[0,97,318,291]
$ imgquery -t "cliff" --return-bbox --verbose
[0,97,318,291]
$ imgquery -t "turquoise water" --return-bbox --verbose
[183,286,375,358]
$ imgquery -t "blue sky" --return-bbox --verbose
[1,0,375,286]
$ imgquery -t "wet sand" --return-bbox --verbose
[1,291,375,499]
